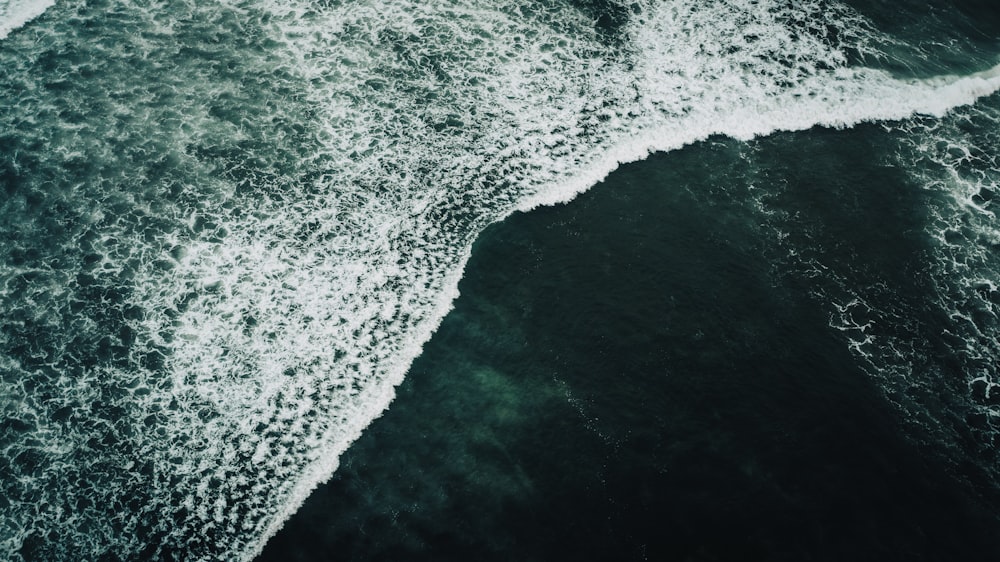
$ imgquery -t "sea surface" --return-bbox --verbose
[2,1,1000,560]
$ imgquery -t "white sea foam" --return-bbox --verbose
[236,1,1000,555]
[3,0,1000,560]
[890,104,1000,430]
[786,100,1000,478]
[0,0,54,39]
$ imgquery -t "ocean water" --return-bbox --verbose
[1,1,1000,560]
[259,128,1000,562]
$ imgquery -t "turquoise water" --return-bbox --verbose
[2,1,1000,560]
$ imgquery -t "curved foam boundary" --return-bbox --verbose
[248,62,1000,561]
[2,1,1000,560]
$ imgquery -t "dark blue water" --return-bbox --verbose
[2,1,1000,560]
[257,128,1000,561]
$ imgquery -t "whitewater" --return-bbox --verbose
[0,0,52,39]
[1,0,1000,560]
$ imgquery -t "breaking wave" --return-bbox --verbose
[1,0,999,559]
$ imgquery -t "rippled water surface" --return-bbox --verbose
[2,1,1000,560]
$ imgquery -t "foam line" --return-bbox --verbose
[2,0,1000,560]
[248,44,1000,562]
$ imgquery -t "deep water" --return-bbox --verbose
[258,129,1000,561]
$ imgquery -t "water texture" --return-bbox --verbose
[259,128,1000,561]
[1,0,1000,559]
